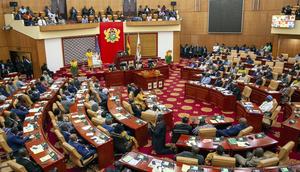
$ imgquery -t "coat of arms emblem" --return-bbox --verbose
[104,28,121,43]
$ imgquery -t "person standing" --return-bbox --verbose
[85,49,93,71]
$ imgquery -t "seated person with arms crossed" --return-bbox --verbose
[234,147,265,167]
[68,134,97,160]
[216,118,247,137]
[176,146,204,165]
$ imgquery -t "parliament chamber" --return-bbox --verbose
[1,0,300,172]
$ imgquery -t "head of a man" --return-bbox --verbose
[216,145,225,155]
[239,118,247,126]
[253,148,264,157]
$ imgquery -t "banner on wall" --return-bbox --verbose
[99,22,124,64]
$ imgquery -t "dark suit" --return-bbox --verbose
[151,121,173,154]
[16,157,42,172]
[216,124,247,137]
[68,140,96,159]
[171,123,192,143]
[7,131,29,154]
[176,151,204,165]
[111,132,132,154]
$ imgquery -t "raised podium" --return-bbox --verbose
[114,51,135,69]
[133,70,164,90]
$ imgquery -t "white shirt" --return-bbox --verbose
[38,19,47,26]
[19,8,27,14]
[259,101,274,113]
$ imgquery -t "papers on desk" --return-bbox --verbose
[122,154,133,162]
[236,141,248,147]
[114,113,127,120]
[86,132,94,136]
[29,107,42,113]
[249,109,261,114]
[91,136,105,144]
[268,90,279,93]
[30,144,44,154]
[82,125,91,130]
[210,119,224,124]
[72,114,79,118]
[182,164,201,172]
[21,86,27,89]
[25,116,35,121]
[73,119,81,123]
[40,155,51,162]
[0,104,10,109]
[148,159,162,168]
[23,124,34,133]
[186,140,197,147]
[202,139,212,143]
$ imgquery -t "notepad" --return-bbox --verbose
[82,125,91,130]
[182,164,191,172]
[40,155,51,162]
[202,139,212,143]
[29,108,40,113]
[122,155,133,162]
[23,124,34,133]
[30,145,44,154]
[210,120,217,124]
[237,142,248,147]
[128,158,140,166]
[86,132,94,136]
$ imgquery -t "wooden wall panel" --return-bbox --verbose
[173,31,180,63]
[127,33,157,57]
[277,35,300,57]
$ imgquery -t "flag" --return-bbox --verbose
[99,22,124,64]
[136,33,141,61]
[126,34,131,55]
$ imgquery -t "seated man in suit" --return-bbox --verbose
[7,127,30,156]
[176,146,204,165]
[205,145,226,165]
[216,118,247,137]
[16,148,42,172]
[60,95,75,113]
[200,73,211,85]
[259,95,274,116]
[234,147,265,167]
[230,82,241,101]
[214,77,223,87]
[192,118,215,135]
[171,117,192,143]
[68,134,97,160]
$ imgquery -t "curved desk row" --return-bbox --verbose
[69,82,114,169]
[176,134,278,154]
[280,102,300,151]
[119,151,299,172]
[107,87,149,147]
[23,78,66,172]
[185,82,236,112]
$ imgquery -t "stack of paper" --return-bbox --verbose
[40,155,51,162]
[122,155,133,162]
[23,124,34,133]
[82,125,91,130]
[30,145,44,154]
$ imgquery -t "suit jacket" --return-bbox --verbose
[217,124,247,137]
[172,123,192,143]
[246,156,265,167]
[16,157,42,172]
[68,140,90,157]
[7,131,28,153]
[151,121,167,153]
[176,151,204,165]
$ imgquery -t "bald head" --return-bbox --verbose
[239,118,247,126]
[69,134,78,141]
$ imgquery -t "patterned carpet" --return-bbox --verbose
[48,61,300,171]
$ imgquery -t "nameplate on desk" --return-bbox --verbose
[40,155,51,162]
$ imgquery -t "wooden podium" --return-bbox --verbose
[114,52,135,69]
[133,71,164,90]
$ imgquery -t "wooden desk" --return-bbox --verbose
[176,134,277,154]
[176,134,230,152]
[23,78,66,172]
[107,88,148,147]
[280,102,300,150]
[119,151,300,172]
[236,101,263,133]
[190,115,234,126]
[185,82,236,112]
[133,72,164,90]
[237,83,281,105]
[180,67,202,80]
[104,70,125,87]
[69,85,114,169]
